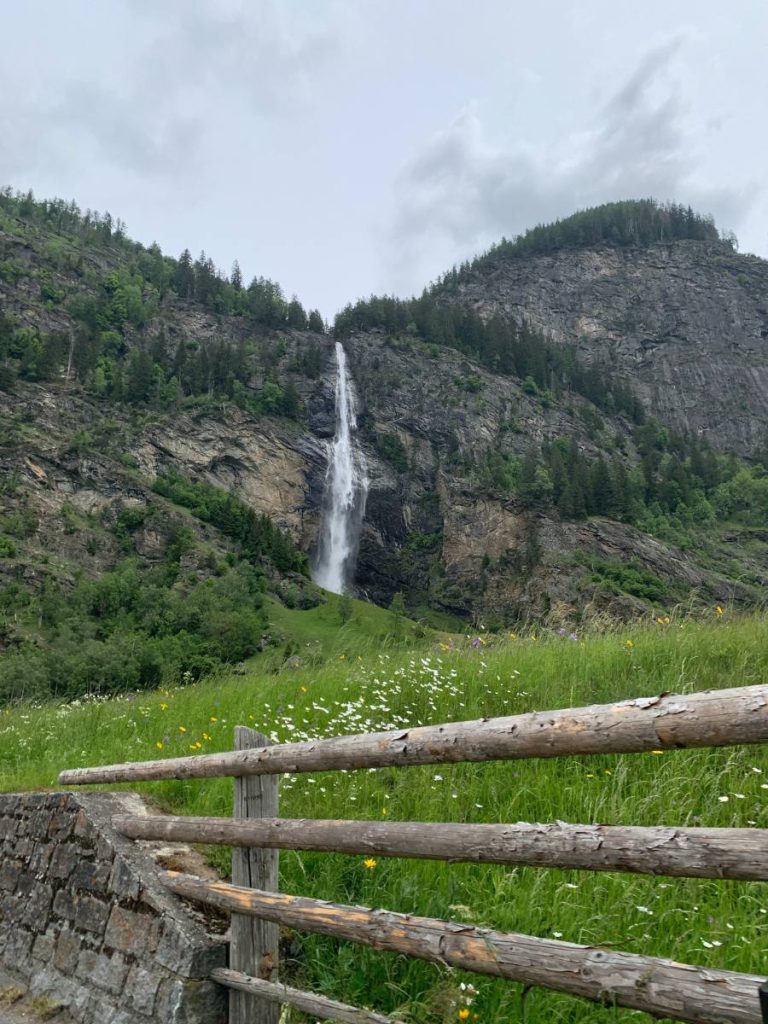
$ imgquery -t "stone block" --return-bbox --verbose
[4,895,24,923]
[53,888,76,920]
[76,949,128,995]
[23,881,54,929]
[32,931,56,963]
[158,977,227,1024]
[155,921,226,978]
[124,963,163,1016]
[70,984,92,1021]
[73,809,96,842]
[109,858,141,901]
[89,996,119,1023]
[0,816,18,841]
[14,837,33,860]
[54,929,82,974]
[0,860,21,892]
[105,905,161,956]
[74,894,110,935]
[3,929,34,976]
[16,872,34,898]
[49,806,76,842]
[49,843,80,880]
[29,809,53,840]
[29,842,53,875]
[71,860,111,895]
[96,837,114,863]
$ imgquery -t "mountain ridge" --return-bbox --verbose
[2,189,768,702]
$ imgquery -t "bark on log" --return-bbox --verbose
[212,969,396,1024]
[230,728,279,1024]
[58,684,768,785]
[112,815,768,880]
[164,873,764,1024]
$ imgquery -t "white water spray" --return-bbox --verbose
[312,343,369,594]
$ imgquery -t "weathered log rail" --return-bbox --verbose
[58,683,768,1024]
[167,874,765,1024]
[114,814,768,880]
[58,684,768,785]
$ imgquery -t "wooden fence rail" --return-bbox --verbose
[58,684,768,1024]
[164,873,765,1024]
[58,684,768,786]
[113,814,768,880]
[212,970,395,1024]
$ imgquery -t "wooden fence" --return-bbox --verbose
[59,684,768,1024]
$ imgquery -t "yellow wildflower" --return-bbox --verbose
[160,703,169,711]
[210,716,218,723]
[625,639,634,648]
[178,726,186,733]
[203,732,211,741]
[650,749,665,755]
[363,858,377,870]
[458,1011,470,1021]
[716,606,724,615]
[382,807,388,815]
[155,741,163,750]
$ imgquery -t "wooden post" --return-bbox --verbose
[230,727,279,1024]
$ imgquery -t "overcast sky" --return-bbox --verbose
[1,0,765,318]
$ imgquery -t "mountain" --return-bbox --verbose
[1,192,768,701]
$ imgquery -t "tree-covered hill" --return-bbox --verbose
[2,187,768,672]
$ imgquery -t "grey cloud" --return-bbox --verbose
[0,0,342,180]
[388,39,757,290]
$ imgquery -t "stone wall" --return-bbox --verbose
[0,791,227,1023]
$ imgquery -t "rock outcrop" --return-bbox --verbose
[444,241,768,456]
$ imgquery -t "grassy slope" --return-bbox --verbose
[1,607,767,1023]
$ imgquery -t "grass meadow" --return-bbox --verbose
[1,600,767,1023]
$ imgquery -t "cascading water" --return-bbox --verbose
[312,342,369,594]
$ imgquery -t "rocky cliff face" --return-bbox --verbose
[338,331,765,624]
[3,209,768,629]
[444,241,768,457]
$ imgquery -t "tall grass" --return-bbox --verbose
[1,611,767,1022]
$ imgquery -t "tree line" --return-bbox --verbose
[0,186,325,329]
[334,295,643,421]
[479,421,768,543]
[438,199,731,284]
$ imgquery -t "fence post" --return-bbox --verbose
[230,727,279,1024]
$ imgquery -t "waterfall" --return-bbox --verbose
[312,342,369,594]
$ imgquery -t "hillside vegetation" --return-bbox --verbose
[2,607,767,1023]
[3,187,768,649]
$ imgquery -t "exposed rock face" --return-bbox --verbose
[3,213,768,624]
[445,241,768,456]
[339,331,765,622]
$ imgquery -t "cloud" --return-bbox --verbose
[0,0,343,180]
[388,39,757,290]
